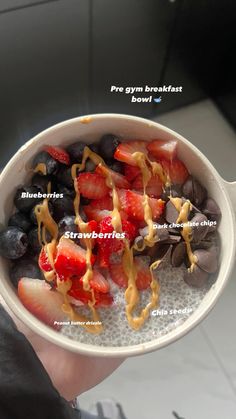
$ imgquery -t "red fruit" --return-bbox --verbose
[147,139,177,161]
[118,189,165,221]
[44,145,70,165]
[109,256,152,290]
[96,164,130,189]
[80,269,110,293]
[68,280,113,307]
[83,206,112,222]
[90,195,113,211]
[97,215,137,267]
[161,159,189,185]
[124,164,141,182]
[38,247,53,272]
[77,173,110,199]
[132,174,163,197]
[18,277,65,330]
[114,141,147,166]
[54,237,95,279]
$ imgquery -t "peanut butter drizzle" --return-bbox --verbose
[34,162,47,175]
[169,197,197,271]
[34,143,171,333]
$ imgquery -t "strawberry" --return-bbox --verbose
[114,141,147,166]
[80,269,110,293]
[147,139,177,161]
[83,207,112,222]
[97,215,137,267]
[160,158,189,185]
[132,174,163,197]
[117,189,165,221]
[18,277,66,330]
[95,164,130,189]
[90,195,113,211]
[109,256,152,290]
[124,164,141,182]
[68,280,113,307]
[77,173,109,199]
[44,145,70,165]
[38,247,53,272]
[54,237,95,279]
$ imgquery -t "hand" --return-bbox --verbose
[0,296,124,401]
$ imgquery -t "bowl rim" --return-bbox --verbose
[0,113,235,357]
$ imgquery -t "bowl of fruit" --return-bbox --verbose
[0,114,235,357]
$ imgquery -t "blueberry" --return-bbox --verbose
[30,201,54,225]
[10,257,42,287]
[107,159,124,174]
[66,141,86,162]
[0,227,28,259]
[8,212,32,233]
[99,134,120,160]
[31,174,51,193]
[58,215,78,238]
[52,194,74,222]
[89,142,99,154]
[57,184,75,199]
[28,228,42,254]
[28,227,51,254]
[32,151,59,175]
[14,186,42,213]
[56,165,74,188]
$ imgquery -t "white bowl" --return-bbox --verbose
[0,114,235,357]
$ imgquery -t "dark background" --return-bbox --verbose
[0,0,235,166]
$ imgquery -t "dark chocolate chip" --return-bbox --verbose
[161,184,182,201]
[166,234,182,244]
[193,247,218,273]
[190,213,209,243]
[202,198,221,222]
[134,235,145,250]
[165,201,179,224]
[184,265,209,288]
[171,242,186,267]
[182,176,207,207]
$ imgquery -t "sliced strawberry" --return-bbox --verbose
[54,237,95,279]
[161,158,189,185]
[77,173,109,199]
[124,164,141,182]
[118,189,165,221]
[90,195,113,211]
[68,280,113,307]
[109,256,151,290]
[18,277,65,330]
[38,247,53,272]
[83,206,112,222]
[147,139,177,161]
[109,263,127,287]
[96,164,130,189]
[79,269,110,293]
[132,174,163,197]
[114,141,147,166]
[44,145,70,165]
[97,215,137,267]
